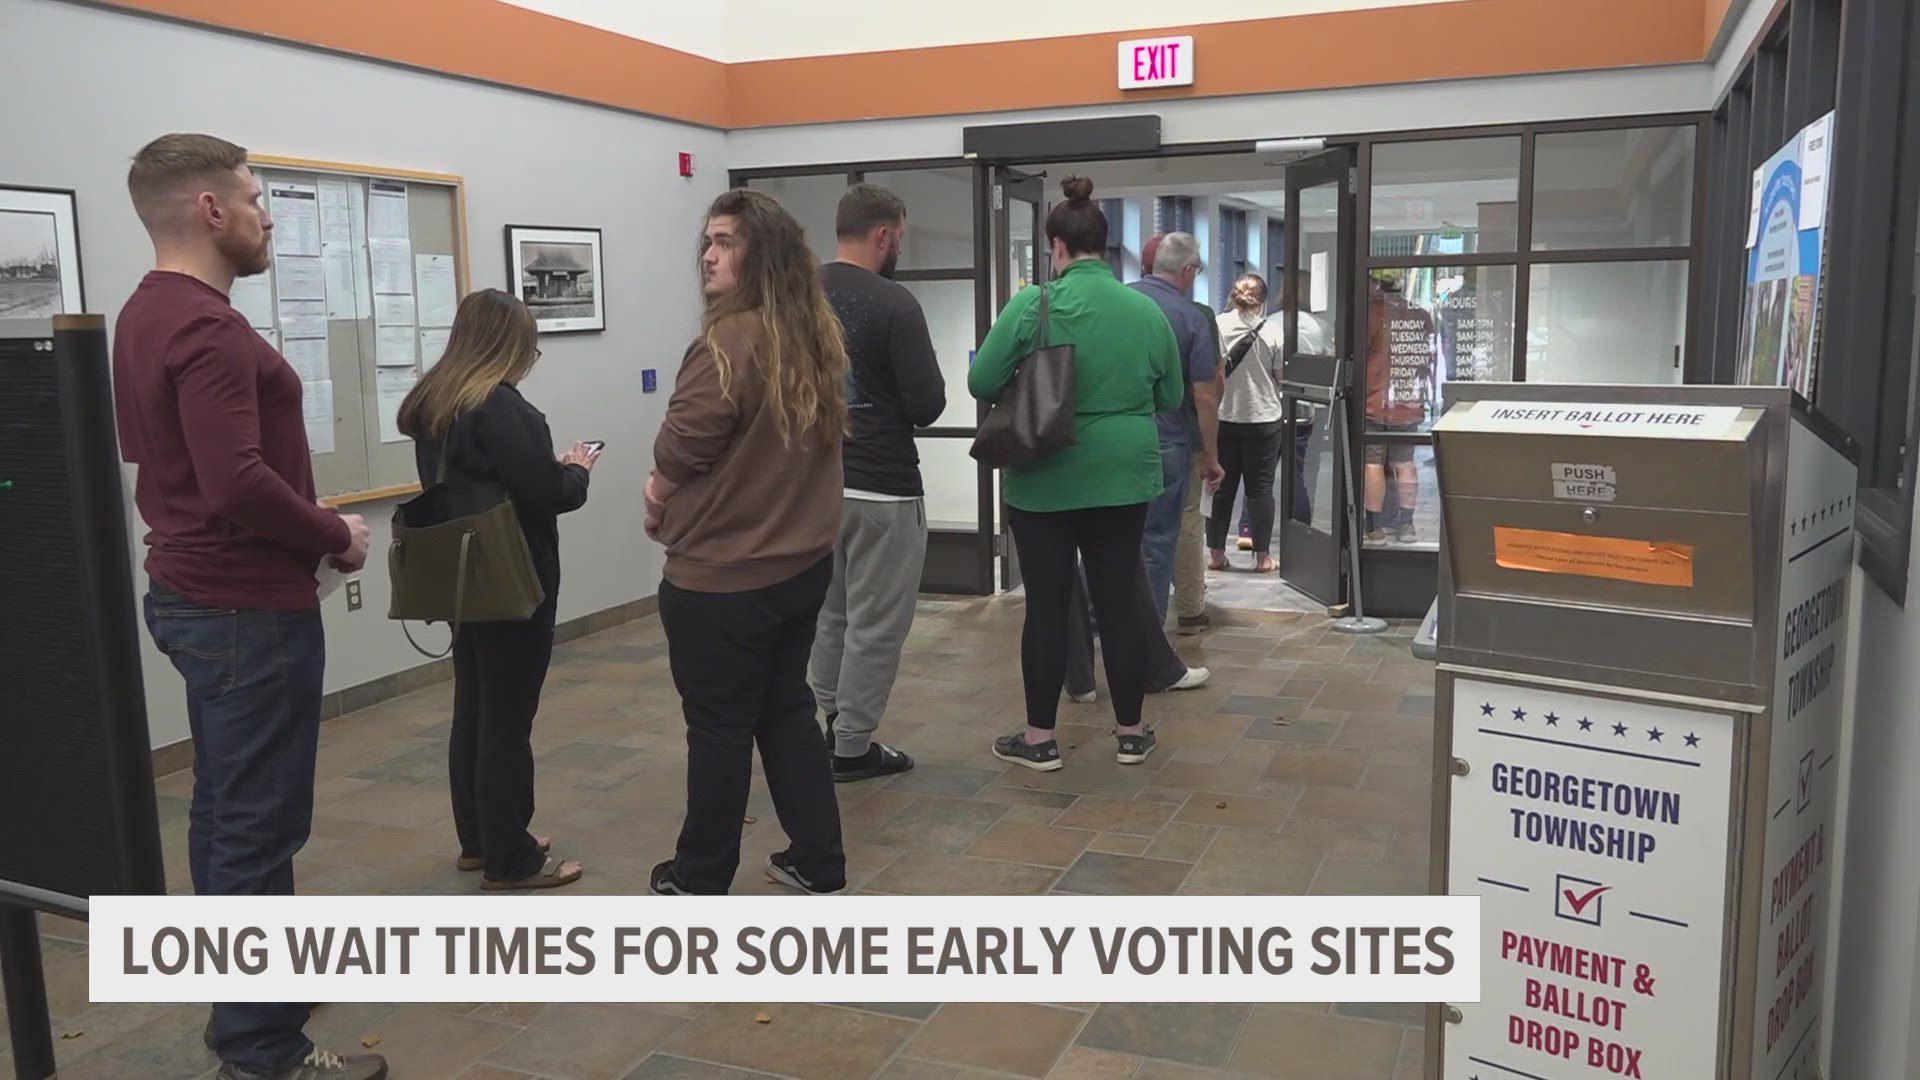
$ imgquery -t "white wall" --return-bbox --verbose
[729,64,1710,162]
[1829,546,1920,1079]
[4,0,728,750]
[501,0,1464,63]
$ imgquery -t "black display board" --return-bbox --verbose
[0,316,164,914]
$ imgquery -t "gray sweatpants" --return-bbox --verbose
[809,497,928,757]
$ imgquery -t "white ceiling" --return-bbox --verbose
[500,0,1465,64]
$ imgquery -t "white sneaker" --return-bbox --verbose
[1070,690,1098,704]
[1167,667,1210,691]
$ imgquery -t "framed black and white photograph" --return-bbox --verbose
[505,225,604,334]
[0,185,84,319]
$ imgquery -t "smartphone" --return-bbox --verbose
[583,440,606,455]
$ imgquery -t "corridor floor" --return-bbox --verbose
[3,594,1436,1080]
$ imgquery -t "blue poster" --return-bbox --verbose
[1740,113,1834,399]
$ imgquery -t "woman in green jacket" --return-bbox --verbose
[969,176,1183,772]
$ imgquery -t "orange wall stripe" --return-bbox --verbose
[97,0,731,127]
[98,0,1709,131]
[727,0,1705,128]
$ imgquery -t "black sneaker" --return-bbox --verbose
[765,852,846,895]
[992,733,1063,771]
[218,1048,387,1080]
[833,742,914,783]
[649,859,694,896]
[1115,727,1158,765]
[1177,613,1211,636]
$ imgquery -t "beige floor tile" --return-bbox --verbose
[1048,1045,1142,1079]
[966,822,1098,868]
[484,1004,685,1079]
[1226,1007,1404,1078]
[661,1002,915,1080]
[905,1002,1083,1076]
[868,852,1061,895]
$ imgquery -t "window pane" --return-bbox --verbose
[919,436,990,530]
[753,174,847,265]
[1364,265,1517,433]
[1526,260,1689,383]
[1532,126,1697,251]
[1361,441,1439,551]
[864,168,975,270]
[1295,180,1342,356]
[898,279,978,429]
[1369,137,1521,256]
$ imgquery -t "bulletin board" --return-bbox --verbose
[238,156,469,505]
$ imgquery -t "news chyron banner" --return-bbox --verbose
[92,896,1479,1004]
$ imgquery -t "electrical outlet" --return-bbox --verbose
[345,579,363,612]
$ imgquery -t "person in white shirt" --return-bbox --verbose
[1210,274,1287,572]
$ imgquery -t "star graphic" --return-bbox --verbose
[1480,703,1495,717]
[1512,707,1527,722]
[1648,727,1665,742]
[1685,732,1701,748]
[1612,721,1629,737]
[1578,717,1594,731]
[1544,712,1560,726]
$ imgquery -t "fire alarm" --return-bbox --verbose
[678,153,695,178]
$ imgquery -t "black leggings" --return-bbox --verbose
[1007,503,1151,730]
[1210,420,1284,552]
[449,593,558,881]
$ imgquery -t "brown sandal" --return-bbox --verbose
[480,855,582,891]
[458,836,551,873]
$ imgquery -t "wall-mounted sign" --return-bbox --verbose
[1118,35,1194,90]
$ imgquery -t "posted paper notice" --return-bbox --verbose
[376,325,417,369]
[420,328,452,371]
[278,300,327,341]
[268,181,321,257]
[368,180,409,241]
[230,274,276,330]
[415,254,458,328]
[302,379,335,455]
[283,337,329,385]
[375,293,416,329]
[275,255,325,301]
[376,369,415,443]
[370,239,414,296]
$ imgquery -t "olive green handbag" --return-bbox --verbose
[388,427,546,658]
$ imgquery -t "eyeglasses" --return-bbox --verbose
[533,348,543,362]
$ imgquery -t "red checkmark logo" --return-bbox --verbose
[1563,885,1611,914]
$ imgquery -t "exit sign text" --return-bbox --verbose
[1118,35,1194,90]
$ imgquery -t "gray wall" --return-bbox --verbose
[2,0,729,750]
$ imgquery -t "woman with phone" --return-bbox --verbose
[397,288,598,891]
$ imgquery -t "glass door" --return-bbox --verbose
[737,161,998,594]
[993,167,1045,591]
[1277,148,1357,606]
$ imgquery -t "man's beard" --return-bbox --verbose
[224,233,272,277]
[878,246,900,280]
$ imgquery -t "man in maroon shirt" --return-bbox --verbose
[114,134,383,1080]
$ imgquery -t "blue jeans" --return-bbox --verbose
[1143,439,1192,624]
[144,584,322,1074]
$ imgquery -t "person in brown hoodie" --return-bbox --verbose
[644,188,851,896]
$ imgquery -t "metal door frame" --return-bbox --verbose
[1277,146,1359,608]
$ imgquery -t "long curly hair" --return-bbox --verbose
[699,189,848,447]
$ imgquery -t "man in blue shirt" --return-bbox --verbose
[1130,232,1223,624]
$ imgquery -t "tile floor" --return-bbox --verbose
[2,590,1438,1080]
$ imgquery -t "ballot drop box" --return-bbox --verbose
[1425,385,1854,1080]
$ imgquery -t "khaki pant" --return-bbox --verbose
[1175,454,1207,620]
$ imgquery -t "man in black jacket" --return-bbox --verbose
[809,183,946,781]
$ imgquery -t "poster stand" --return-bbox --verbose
[0,316,168,1079]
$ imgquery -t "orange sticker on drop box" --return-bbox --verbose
[1493,527,1695,588]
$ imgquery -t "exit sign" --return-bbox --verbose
[1118,35,1194,90]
